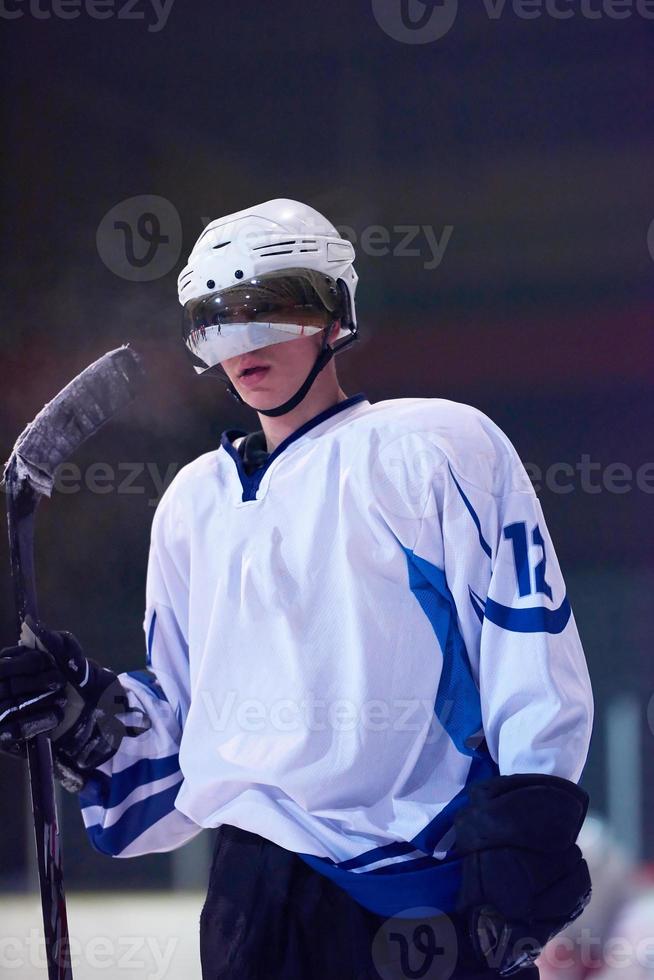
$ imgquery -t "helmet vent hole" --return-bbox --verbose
[212,242,230,249]
[253,240,296,250]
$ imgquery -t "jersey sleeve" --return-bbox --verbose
[78,491,202,857]
[410,411,593,782]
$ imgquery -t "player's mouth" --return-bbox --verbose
[238,364,270,388]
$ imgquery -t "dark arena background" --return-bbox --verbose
[1,2,652,977]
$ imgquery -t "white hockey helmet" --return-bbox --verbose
[178,198,358,375]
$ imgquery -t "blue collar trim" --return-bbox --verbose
[220,392,368,502]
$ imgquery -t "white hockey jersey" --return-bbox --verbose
[78,393,593,916]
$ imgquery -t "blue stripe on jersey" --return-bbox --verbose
[80,753,181,810]
[301,756,499,915]
[403,546,483,757]
[468,586,485,625]
[470,581,571,636]
[85,778,182,856]
[298,849,464,917]
[336,750,498,875]
[483,595,572,634]
[368,854,447,876]
[146,610,157,668]
[322,546,500,898]
[412,750,498,855]
[337,840,416,872]
[126,668,168,701]
[447,464,492,560]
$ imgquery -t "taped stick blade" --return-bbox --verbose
[4,345,145,497]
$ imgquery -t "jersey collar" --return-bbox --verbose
[220,392,369,501]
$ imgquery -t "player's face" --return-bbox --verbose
[220,318,340,411]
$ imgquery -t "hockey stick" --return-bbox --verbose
[3,345,145,980]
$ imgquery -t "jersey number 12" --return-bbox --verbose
[503,521,553,600]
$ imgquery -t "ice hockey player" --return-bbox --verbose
[0,199,594,980]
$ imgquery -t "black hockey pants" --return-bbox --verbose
[199,823,541,980]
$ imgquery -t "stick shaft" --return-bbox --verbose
[5,462,73,980]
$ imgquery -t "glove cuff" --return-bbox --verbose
[52,672,152,792]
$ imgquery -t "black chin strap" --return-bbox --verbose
[224,336,336,417]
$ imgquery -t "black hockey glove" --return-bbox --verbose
[0,616,150,792]
[453,773,591,976]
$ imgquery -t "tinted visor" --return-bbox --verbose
[183,268,343,350]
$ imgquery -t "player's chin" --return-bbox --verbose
[237,383,286,411]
